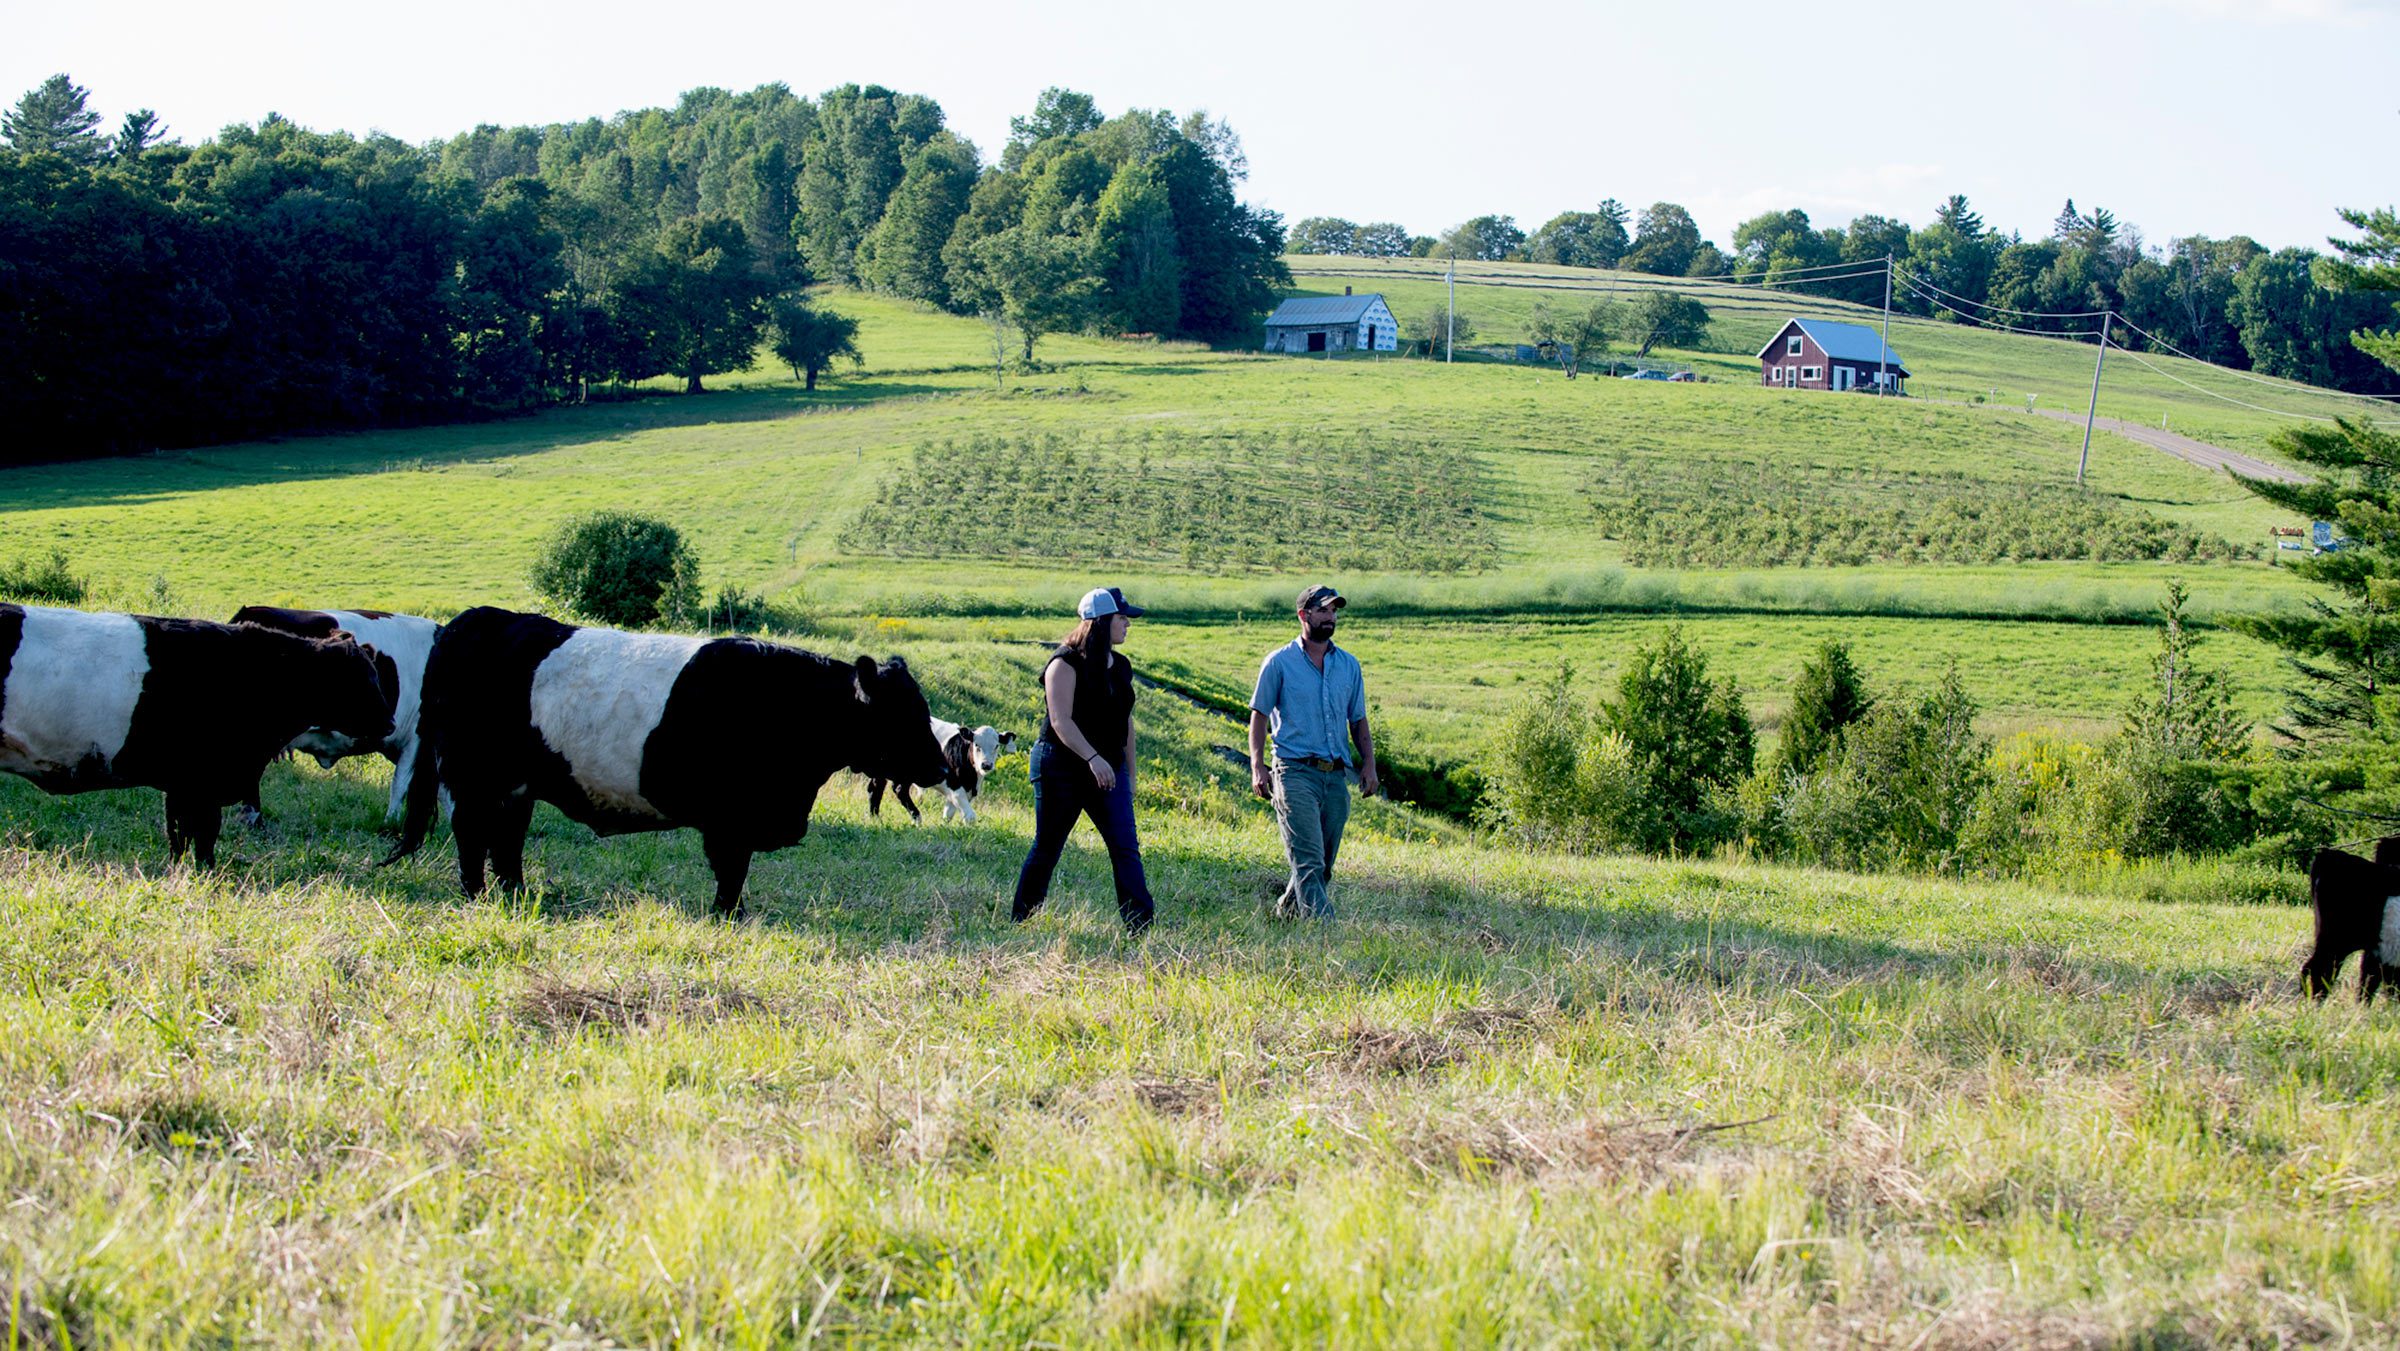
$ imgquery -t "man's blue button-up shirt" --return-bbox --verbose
[1250,638,1366,764]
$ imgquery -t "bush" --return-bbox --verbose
[1481,632,1754,856]
[529,512,700,629]
[701,585,807,636]
[0,550,86,604]
[1757,666,1990,874]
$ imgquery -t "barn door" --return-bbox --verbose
[1308,331,1327,353]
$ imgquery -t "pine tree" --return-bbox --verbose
[2123,581,2252,760]
[2227,199,2400,742]
[1777,640,1874,777]
[3,74,105,164]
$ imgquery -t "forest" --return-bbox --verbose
[0,78,1283,460]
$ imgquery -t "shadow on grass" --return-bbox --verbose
[5,764,2270,1016]
[0,381,960,513]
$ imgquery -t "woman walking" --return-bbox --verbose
[1012,586,1154,935]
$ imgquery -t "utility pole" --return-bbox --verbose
[1445,250,1456,364]
[2077,314,2110,487]
[1877,253,1893,395]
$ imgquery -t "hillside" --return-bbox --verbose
[1,631,2388,1344]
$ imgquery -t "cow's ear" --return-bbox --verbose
[999,731,1016,746]
[854,654,878,704]
[886,655,908,672]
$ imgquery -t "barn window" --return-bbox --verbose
[1786,335,1803,356]
[1802,366,1821,381]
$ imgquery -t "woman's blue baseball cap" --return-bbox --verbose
[1077,586,1147,619]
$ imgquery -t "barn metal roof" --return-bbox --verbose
[1756,317,1911,374]
[1263,294,1389,327]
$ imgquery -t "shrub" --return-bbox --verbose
[1598,626,1754,853]
[1483,633,1753,856]
[701,585,807,636]
[1761,666,1990,874]
[0,550,86,604]
[1775,639,1872,777]
[529,512,700,629]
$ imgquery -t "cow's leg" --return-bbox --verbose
[238,769,267,830]
[163,797,189,864]
[382,740,419,824]
[451,799,493,896]
[894,784,922,824]
[953,789,976,826]
[187,801,225,869]
[702,834,753,919]
[867,777,886,818]
[489,795,535,895]
[2365,959,2387,1004]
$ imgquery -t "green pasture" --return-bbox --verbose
[2,635,2394,1345]
[0,288,2316,622]
[1288,254,2397,460]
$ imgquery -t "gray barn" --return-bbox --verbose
[1262,291,1399,355]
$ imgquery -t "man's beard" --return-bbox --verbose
[1306,619,1337,642]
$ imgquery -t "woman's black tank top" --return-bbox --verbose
[1038,645,1135,767]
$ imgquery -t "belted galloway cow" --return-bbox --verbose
[230,606,437,824]
[393,606,948,917]
[2302,835,2400,1001]
[0,604,394,866]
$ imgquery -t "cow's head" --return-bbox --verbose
[853,655,948,788]
[298,631,398,760]
[970,726,1016,777]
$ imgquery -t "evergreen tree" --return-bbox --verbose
[2123,581,2252,761]
[1776,640,1873,777]
[110,109,166,161]
[3,74,105,164]
[1595,626,1755,852]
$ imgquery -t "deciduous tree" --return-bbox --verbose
[768,297,862,389]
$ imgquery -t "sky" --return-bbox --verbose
[9,0,2396,253]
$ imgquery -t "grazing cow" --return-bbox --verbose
[392,606,948,917]
[229,606,437,823]
[2301,835,2400,1001]
[868,719,1017,825]
[0,604,393,866]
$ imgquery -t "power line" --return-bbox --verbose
[1895,278,2104,338]
[2110,346,2400,426]
[1892,268,2110,319]
[2107,311,2400,405]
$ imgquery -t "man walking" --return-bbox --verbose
[1250,584,1378,919]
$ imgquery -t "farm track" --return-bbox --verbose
[2025,407,2309,485]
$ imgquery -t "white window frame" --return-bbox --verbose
[1801,365,1821,382]
[1786,335,1803,356]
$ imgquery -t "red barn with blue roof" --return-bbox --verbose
[1757,317,1909,393]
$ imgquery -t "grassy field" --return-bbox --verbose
[0,286,2320,620]
[6,270,2397,1341]
[1287,255,2398,461]
[2,635,2392,1345]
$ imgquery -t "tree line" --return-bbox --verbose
[1287,196,2400,395]
[0,76,1286,462]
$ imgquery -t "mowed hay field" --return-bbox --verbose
[3,285,2396,1343]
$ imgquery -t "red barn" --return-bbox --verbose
[1757,318,1909,393]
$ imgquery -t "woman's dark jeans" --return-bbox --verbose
[1012,739,1154,933]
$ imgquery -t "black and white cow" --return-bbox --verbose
[2302,835,2400,1001]
[230,606,437,823]
[392,606,948,917]
[868,719,1016,825]
[0,604,394,866]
